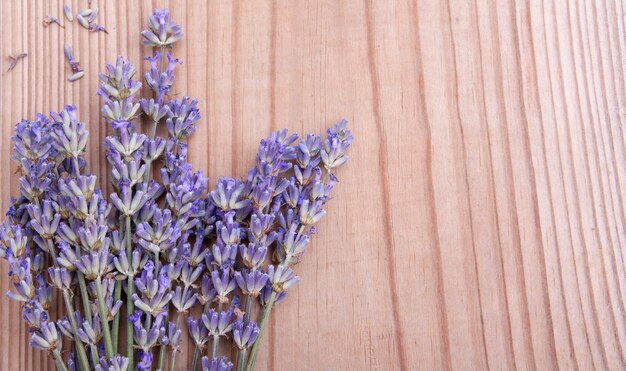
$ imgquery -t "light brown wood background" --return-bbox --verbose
[1,0,626,370]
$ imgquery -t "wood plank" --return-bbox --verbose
[0,0,624,369]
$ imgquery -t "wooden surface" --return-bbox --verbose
[1,0,626,370]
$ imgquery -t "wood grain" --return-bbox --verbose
[1,0,625,369]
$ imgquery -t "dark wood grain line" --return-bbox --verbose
[442,0,490,368]
[565,1,616,368]
[580,1,626,365]
[408,1,452,369]
[363,1,406,369]
[538,0,589,367]
[473,1,519,367]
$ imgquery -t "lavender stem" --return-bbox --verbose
[62,289,91,370]
[53,349,68,371]
[191,346,200,371]
[125,215,135,367]
[169,314,182,371]
[112,279,122,351]
[95,276,115,358]
[245,292,276,371]
[236,349,248,371]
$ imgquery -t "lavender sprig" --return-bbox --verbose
[1,8,352,371]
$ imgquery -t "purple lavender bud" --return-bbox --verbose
[132,263,173,315]
[23,301,47,331]
[76,314,101,345]
[232,315,260,350]
[144,53,181,101]
[27,201,61,240]
[140,98,170,124]
[136,208,179,254]
[78,220,109,251]
[75,249,113,280]
[57,317,74,339]
[95,355,130,371]
[105,130,146,164]
[180,261,204,287]
[255,132,295,176]
[201,357,233,371]
[136,351,153,371]
[296,133,322,168]
[35,276,54,309]
[110,185,148,216]
[239,243,267,270]
[6,257,35,302]
[209,178,249,211]
[201,307,234,337]
[267,264,300,293]
[57,241,78,271]
[299,199,326,225]
[248,213,275,242]
[210,241,238,269]
[30,321,61,351]
[259,283,287,307]
[141,8,184,47]
[282,223,313,258]
[321,119,352,171]
[171,285,197,313]
[113,249,144,278]
[142,136,167,163]
[166,97,201,140]
[2,224,28,258]
[48,267,72,290]
[161,321,182,350]
[98,56,141,101]
[234,270,268,298]
[196,274,216,306]
[111,159,146,187]
[211,269,236,303]
[49,105,89,159]
[133,313,165,351]
[188,316,210,347]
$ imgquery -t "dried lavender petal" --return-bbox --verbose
[63,5,73,22]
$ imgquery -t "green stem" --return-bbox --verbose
[76,271,93,323]
[112,279,122,352]
[125,216,135,367]
[244,295,253,322]
[169,315,182,371]
[62,290,91,370]
[246,254,292,371]
[191,345,200,371]
[212,302,224,358]
[169,349,178,371]
[53,349,68,371]
[236,349,248,371]
[157,340,167,371]
[95,277,115,358]
[245,292,276,371]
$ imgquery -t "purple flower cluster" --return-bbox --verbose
[0,7,352,371]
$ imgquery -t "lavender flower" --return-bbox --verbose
[187,316,209,347]
[202,356,233,371]
[95,355,130,371]
[232,315,260,351]
[141,9,184,47]
[30,321,61,351]
[234,270,268,298]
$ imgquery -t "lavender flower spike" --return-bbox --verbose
[141,8,184,47]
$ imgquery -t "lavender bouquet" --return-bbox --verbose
[0,8,351,371]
